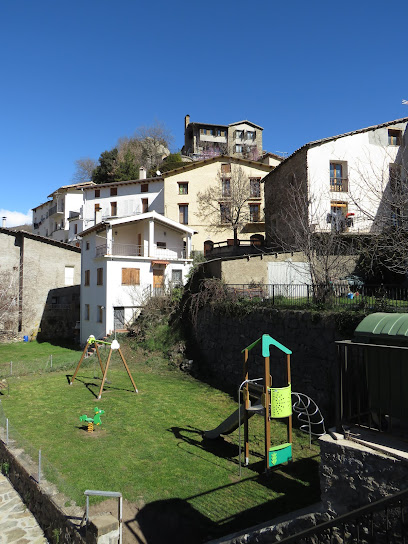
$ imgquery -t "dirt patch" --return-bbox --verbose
[89,498,146,544]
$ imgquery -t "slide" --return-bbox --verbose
[204,402,263,439]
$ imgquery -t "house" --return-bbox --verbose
[182,115,265,160]
[78,211,195,343]
[0,228,81,341]
[32,181,95,245]
[80,156,277,252]
[263,117,408,247]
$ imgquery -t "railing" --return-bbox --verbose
[95,243,187,259]
[336,340,408,438]
[226,283,408,310]
[276,487,408,543]
[48,202,64,216]
[330,177,349,192]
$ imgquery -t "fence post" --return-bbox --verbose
[50,355,52,369]
[6,419,8,445]
[10,362,12,376]
[272,285,275,305]
[38,450,41,483]
[307,285,310,303]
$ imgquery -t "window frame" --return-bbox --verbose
[249,203,261,223]
[110,187,118,196]
[97,267,103,286]
[178,182,188,195]
[121,268,140,285]
[249,178,261,198]
[388,129,402,146]
[179,204,188,225]
[84,269,90,286]
[141,183,149,193]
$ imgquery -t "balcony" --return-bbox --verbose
[49,202,65,216]
[95,243,187,260]
[330,178,348,192]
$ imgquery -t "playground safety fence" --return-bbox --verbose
[227,283,408,311]
[0,401,81,505]
[0,343,123,380]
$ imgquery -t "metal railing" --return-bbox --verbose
[84,490,122,544]
[276,487,408,543]
[226,283,408,310]
[330,177,349,192]
[95,243,187,259]
[48,202,64,216]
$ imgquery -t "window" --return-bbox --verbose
[246,131,256,140]
[235,130,244,139]
[122,268,140,285]
[220,203,231,223]
[110,187,117,196]
[74,224,78,235]
[86,241,90,250]
[250,178,261,198]
[95,189,100,198]
[97,306,103,323]
[249,204,261,223]
[222,178,231,197]
[216,129,222,137]
[388,129,402,146]
[84,304,90,321]
[110,201,117,216]
[178,182,188,195]
[221,163,231,174]
[84,270,90,286]
[330,162,348,192]
[65,266,74,286]
[179,204,188,224]
[97,267,103,285]
[141,183,149,193]
[391,205,402,227]
[172,269,183,285]
[142,198,148,213]
[157,241,167,249]
[235,145,243,153]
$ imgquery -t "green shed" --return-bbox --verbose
[336,313,408,436]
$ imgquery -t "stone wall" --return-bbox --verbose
[193,306,360,423]
[319,433,408,516]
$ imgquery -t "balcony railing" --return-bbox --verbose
[48,202,65,216]
[330,177,349,192]
[95,243,187,260]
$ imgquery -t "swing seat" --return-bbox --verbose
[269,384,292,418]
[268,443,292,467]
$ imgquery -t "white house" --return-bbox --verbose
[264,117,408,245]
[32,181,95,245]
[79,211,195,343]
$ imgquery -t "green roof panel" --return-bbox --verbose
[354,313,408,343]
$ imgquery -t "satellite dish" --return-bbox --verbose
[156,170,161,176]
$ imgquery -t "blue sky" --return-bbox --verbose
[1,0,408,226]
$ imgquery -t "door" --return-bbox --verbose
[114,307,125,330]
[153,269,165,296]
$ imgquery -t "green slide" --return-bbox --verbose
[204,402,263,439]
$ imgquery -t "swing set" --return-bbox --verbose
[70,335,138,399]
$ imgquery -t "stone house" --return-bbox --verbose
[0,228,81,341]
[78,212,195,343]
[263,117,408,247]
[182,114,266,161]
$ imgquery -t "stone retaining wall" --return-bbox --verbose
[193,307,359,423]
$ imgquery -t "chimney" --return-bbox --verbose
[94,205,102,225]
[139,166,147,180]
[185,114,190,130]
[1,217,6,228]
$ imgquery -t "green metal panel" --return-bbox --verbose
[355,313,408,344]
[262,334,292,357]
[270,385,292,418]
[268,443,292,467]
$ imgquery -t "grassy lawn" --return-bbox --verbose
[0,338,321,541]
[0,341,82,376]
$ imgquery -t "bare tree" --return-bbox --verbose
[72,157,97,184]
[269,173,360,295]
[197,164,258,245]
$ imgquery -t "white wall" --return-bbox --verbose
[307,123,407,233]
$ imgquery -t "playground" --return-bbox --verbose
[0,336,321,543]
